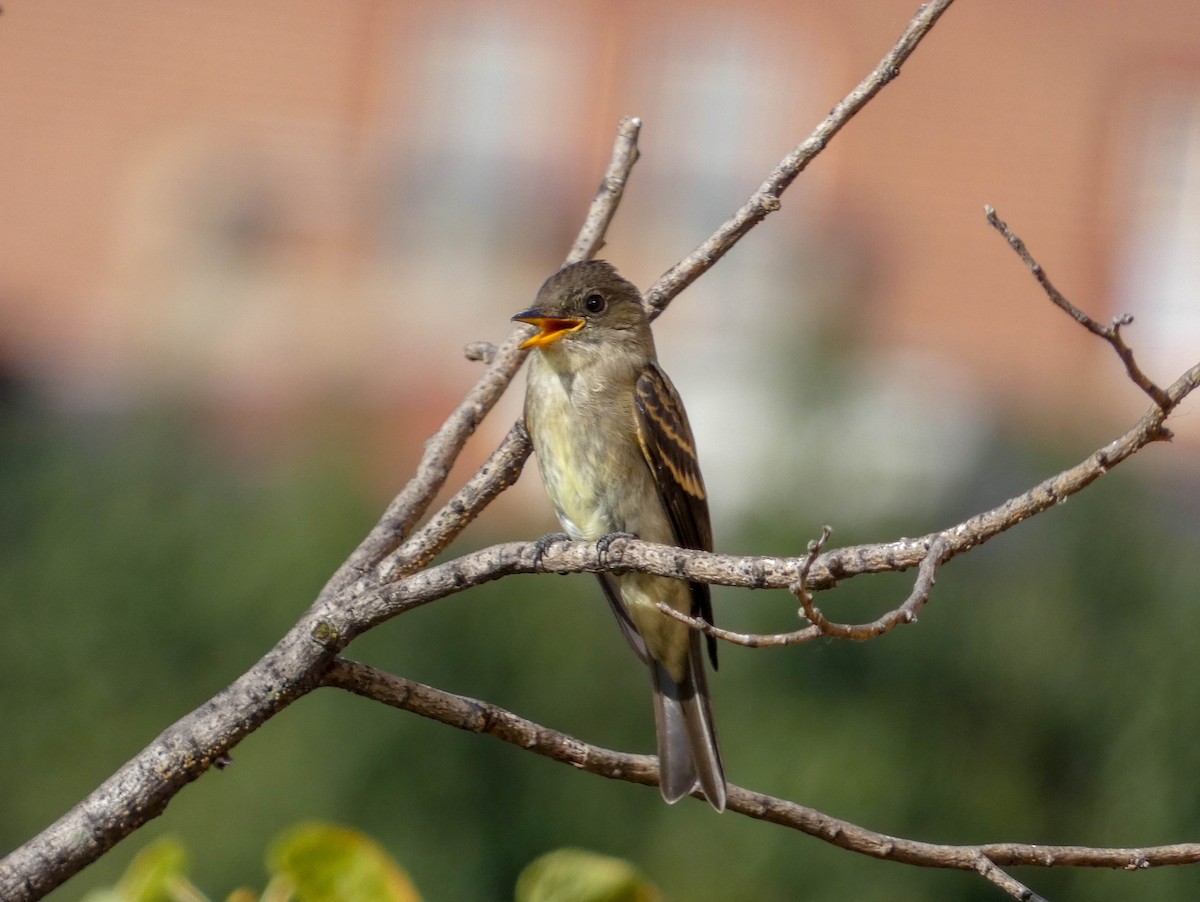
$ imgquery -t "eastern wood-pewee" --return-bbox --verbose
[513,259,726,811]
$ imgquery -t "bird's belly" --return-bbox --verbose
[536,430,623,541]
[529,391,667,544]
[527,366,692,675]
[542,445,689,676]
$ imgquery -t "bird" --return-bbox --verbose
[512,259,726,811]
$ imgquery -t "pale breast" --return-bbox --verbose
[526,354,669,544]
[525,350,693,674]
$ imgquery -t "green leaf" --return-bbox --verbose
[79,893,127,902]
[516,849,660,902]
[267,823,421,902]
[82,837,201,902]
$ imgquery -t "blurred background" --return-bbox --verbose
[2,1,1199,899]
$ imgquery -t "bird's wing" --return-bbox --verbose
[634,363,718,668]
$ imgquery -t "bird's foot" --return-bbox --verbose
[596,531,638,567]
[531,532,571,570]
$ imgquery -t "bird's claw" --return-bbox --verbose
[531,532,571,570]
[596,531,638,567]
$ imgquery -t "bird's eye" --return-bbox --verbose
[584,293,606,314]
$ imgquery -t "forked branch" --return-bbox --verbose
[985,204,1171,408]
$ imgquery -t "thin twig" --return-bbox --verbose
[976,856,1048,902]
[985,205,1170,408]
[792,526,840,634]
[377,422,533,579]
[463,341,497,363]
[657,527,834,647]
[657,618,825,649]
[793,534,949,641]
[656,533,948,646]
[570,117,642,262]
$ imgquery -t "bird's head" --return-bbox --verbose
[512,260,650,352]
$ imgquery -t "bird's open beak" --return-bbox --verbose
[511,311,586,349]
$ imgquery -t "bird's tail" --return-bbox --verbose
[651,631,726,811]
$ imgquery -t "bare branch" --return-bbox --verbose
[657,616,825,649]
[570,117,643,263]
[377,421,533,579]
[976,857,1049,902]
[985,205,1171,408]
[322,659,1200,885]
[644,0,957,316]
[0,611,340,902]
[793,534,949,641]
[335,329,530,579]
[463,341,497,363]
[323,658,660,788]
[654,532,950,648]
[792,525,844,634]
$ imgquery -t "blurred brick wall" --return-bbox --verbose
[1,0,1197,511]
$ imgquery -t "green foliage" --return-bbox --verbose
[84,831,663,902]
[82,826,423,902]
[268,823,422,902]
[81,838,192,902]
[515,849,659,902]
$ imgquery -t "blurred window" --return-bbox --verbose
[1118,86,1200,378]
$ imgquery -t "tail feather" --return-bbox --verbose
[681,630,725,809]
[651,634,726,811]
